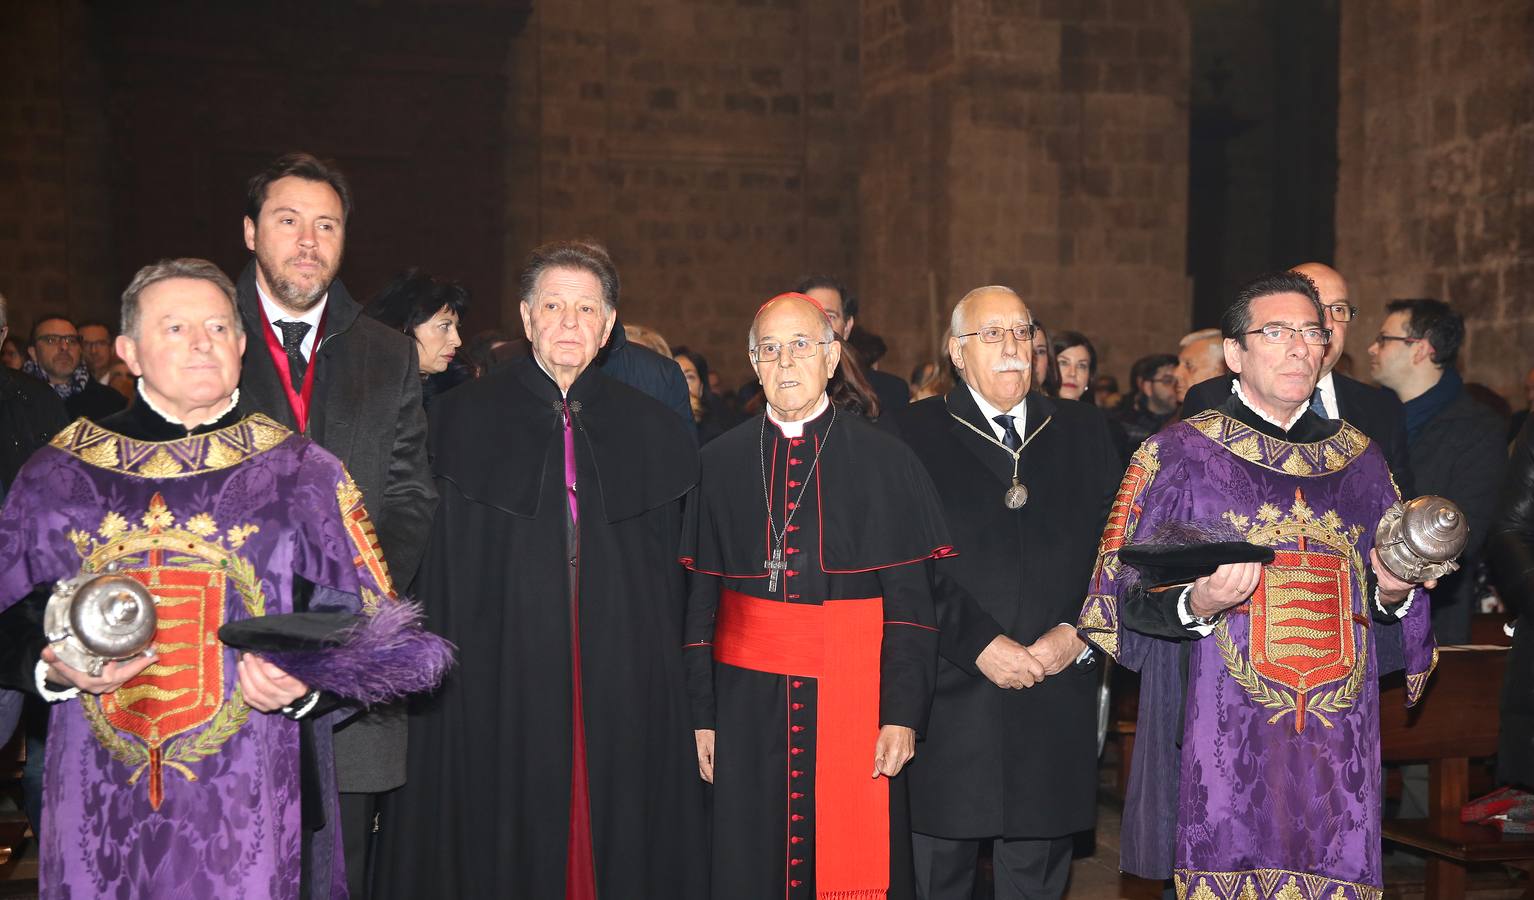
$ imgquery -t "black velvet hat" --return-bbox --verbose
[218,612,362,653]
[1117,520,1276,590]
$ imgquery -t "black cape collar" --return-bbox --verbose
[1216,388,1339,443]
[431,356,696,522]
[97,396,244,441]
[682,403,954,575]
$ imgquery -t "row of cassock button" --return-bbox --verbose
[787,436,808,888]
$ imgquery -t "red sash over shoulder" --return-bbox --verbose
[714,588,889,900]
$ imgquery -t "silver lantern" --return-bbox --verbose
[1373,495,1469,584]
[44,571,158,676]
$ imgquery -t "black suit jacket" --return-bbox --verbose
[1182,371,1413,495]
[889,389,1119,838]
[235,261,437,793]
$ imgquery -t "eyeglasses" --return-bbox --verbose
[34,335,81,348]
[956,324,1037,344]
[750,338,833,364]
[1372,333,1420,346]
[1243,325,1332,346]
[1324,302,1359,322]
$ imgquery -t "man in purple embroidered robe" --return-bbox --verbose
[1077,272,1437,900]
[0,259,428,899]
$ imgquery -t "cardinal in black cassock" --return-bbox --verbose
[376,242,707,900]
[684,293,953,900]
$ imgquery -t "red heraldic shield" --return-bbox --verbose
[99,543,227,809]
[1248,547,1354,731]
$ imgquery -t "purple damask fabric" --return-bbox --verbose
[0,414,398,900]
[1078,409,1437,900]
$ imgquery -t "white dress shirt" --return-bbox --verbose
[257,282,327,361]
[964,384,1027,444]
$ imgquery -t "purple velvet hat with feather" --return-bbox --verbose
[219,601,455,706]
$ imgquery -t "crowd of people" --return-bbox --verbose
[0,151,1532,900]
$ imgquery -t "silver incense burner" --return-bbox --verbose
[44,569,157,676]
[1374,495,1469,584]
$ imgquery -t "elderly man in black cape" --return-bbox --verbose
[376,240,706,900]
[889,286,1120,899]
[684,292,952,900]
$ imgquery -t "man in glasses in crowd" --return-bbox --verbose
[683,292,951,900]
[1118,352,1180,450]
[1079,271,1436,900]
[1369,298,1506,644]
[22,315,125,422]
[1184,262,1412,493]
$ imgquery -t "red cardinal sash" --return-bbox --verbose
[714,588,888,900]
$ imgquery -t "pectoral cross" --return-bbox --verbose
[764,546,786,592]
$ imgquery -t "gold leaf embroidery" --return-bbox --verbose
[184,513,219,538]
[202,438,244,469]
[98,511,129,540]
[138,449,185,478]
[226,524,259,549]
[1280,450,1313,476]
[141,495,174,530]
[80,436,121,469]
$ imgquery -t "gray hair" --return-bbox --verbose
[519,240,619,312]
[748,296,835,348]
[950,285,1023,342]
[121,258,241,339]
[1179,327,1222,349]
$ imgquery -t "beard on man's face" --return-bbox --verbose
[256,249,333,312]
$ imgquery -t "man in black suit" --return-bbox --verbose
[893,285,1119,900]
[1369,297,1505,644]
[1181,262,1413,493]
[234,152,436,898]
[797,274,911,416]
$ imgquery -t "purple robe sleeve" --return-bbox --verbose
[1077,434,1194,669]
[0,450,93,611]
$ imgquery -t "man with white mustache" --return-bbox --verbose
[233,152,436,899]
[889,286,1121,899]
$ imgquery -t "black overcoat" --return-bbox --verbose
[375,358,708,900]
[890,387,1120,839]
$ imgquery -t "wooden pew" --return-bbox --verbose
[1380,645,1534,899]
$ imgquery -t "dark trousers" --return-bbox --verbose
[340,791,384,900]
[912,832,1072,900]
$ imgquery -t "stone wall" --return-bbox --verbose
[860,0,1193,385]
[1336,0,1534,398]
[503,0,863,385]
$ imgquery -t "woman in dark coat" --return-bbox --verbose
[364,269,471,409]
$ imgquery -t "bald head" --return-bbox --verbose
[749,293,834,348]
[1290,262,1351,373]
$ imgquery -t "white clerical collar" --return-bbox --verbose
[964,383,1027,443]
[1230,378,1308,431]
[137,381,241,431]
[256,280,327,359]
[766,394,830,438]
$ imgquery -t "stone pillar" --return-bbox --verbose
[860,0,1192,384]
[1336,0,1534,399]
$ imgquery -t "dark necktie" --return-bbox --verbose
[994,413,1022,452]
[275,320,311,391]
[1309,387,1328,419]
